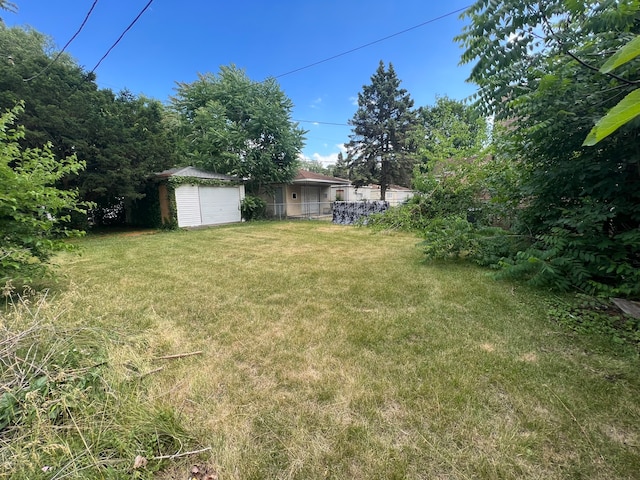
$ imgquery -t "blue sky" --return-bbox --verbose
[4,1,478,166]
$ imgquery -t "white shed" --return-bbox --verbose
[156,167,245,228]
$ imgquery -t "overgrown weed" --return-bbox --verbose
[0,285,195,479]
[548,294,640,350]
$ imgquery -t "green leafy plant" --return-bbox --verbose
[584,35,640,146]
[418,215,523,267]
[498,197,640,297]
[547,294,640,348]
[0,105,89,286]
[241,195,267,221]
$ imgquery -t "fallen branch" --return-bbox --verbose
[139,366,164,379]
[152,351,203,361]
[152,446,212,460]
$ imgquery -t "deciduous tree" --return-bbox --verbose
[171,65,306,192]
[417,96,488,166]
[299,158,331,175]
[456,0,640,296]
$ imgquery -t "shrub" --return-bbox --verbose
[498,198,640,297]
[418,215,524,267]
[0,105,88,287]
[241,195,267,221]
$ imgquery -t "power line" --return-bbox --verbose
[23,0,99,82]
[273,5,471,79]
[90,0,154,74]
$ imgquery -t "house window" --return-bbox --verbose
[292,192,297,199]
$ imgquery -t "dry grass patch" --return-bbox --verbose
[47,221,640,479]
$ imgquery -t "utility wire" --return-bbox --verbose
[287,7,472,127]
[23,0,99,81]
[89,0,154,74]
[274,5,471,79]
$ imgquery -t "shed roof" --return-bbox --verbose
[156,166,239,181]
[293,169,350,185]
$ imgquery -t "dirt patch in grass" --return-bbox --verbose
[480,342,496,352]
[520,352,539,362]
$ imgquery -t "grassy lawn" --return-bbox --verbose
[51,221,639,479]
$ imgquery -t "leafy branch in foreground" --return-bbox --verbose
[584,35,640,146]
[0,105,89,286]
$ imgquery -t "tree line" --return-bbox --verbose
[0,20,307,284]
[2,0,639,300]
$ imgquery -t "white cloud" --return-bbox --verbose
[310,97,323,109]
[312,152,338,166]
[349,96,358,106]
[303,144,347,167]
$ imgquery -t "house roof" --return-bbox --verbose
[293,169,350,185]
[156,166,239,181]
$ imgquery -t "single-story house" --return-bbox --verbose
[331,184,414,206]
[260,170,350,218]
[156,166,245,228]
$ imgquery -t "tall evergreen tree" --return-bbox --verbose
[346,61,418,200]
[331,152,349,179]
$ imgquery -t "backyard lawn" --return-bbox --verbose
[48,221,640,479]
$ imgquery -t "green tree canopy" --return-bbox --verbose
[171,65,306,192]
[331,152,350,179]
[417,96,488,165]
[73,90,177,225]
[346,61,418,199]
[0,24,176,226]
[299,158,331,175]
[456,0,640,296]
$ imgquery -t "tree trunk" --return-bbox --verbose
[380,154,389,201]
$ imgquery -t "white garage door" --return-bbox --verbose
[175,184,202,227]
[198,186,241,225]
